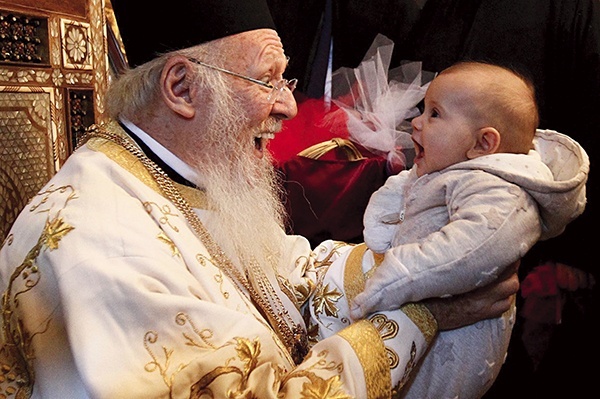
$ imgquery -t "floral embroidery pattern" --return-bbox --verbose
[144,312,267,397]
[309,242,347,322]
[189,337,261,398]
[312,284,343,318]
[144,314,352,398]
[284,350,351,399]
[1,185,76,398]
[299,375,352,399]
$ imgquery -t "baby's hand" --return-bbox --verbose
[349,258,409,319]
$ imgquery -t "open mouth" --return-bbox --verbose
[412,139,424,163]
[254,132,275,158]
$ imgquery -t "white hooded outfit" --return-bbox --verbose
[352,129,589,398]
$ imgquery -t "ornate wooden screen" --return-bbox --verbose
[0,0,115,242]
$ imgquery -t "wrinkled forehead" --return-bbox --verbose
[228,29,286,65]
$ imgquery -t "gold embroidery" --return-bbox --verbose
[343,243,368,303]
[368,314,398,341]
[144,201,180,232]
[338,320,391,399]
[386,348,400,371]
[157,231,180,257]
[89,136,209,211]
[313,241,348,269]
[196,254,230,299]
[291,253,316,306]
[282,349,353,399]
[294,279,315,306]
[85,123,309,364]
[304,318,320,346]
[143,330,190,390]
[310,242,358,322]
[295,253,312,277]
[145,312,270,398]
[277,274,302,309]
[369,314,400,369]
[175,313,217,350]
[87,137,161,193]
[1,186,76,398]
[400,303,437,345]
[299,374,352,399]
[189,337,263,398]
[28,185,78,214]
[43,218,75,250]
[145,313,355,398]
[312,284,343,318]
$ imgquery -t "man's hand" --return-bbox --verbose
[424,260,520,330]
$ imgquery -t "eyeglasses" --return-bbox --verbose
[188,57,297,104]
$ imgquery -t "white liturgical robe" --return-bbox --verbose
[0,122,436,399]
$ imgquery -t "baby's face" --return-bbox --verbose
[410,73,480,177]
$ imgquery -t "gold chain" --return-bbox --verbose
[81,124,308,364]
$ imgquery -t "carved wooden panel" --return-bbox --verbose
[0,86,57,241]
[0,0,111,242]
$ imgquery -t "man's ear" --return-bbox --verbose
[466,127,501,159]
[161,56,196,119]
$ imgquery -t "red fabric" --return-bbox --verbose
[268,98,349,165]
[273,97,389,247]
[279,146,388,248]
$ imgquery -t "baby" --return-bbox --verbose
[351,61,589,398]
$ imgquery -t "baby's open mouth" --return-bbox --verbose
[412,140,424,162]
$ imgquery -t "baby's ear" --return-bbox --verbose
[466,127,501,159]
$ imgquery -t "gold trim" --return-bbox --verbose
[343,243,367,303]
[400,303,438,345]
[87,134,209,209]
[338,320,391,399]
[87,134,160,192]
[175,183,208,209]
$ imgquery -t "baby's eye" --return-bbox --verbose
[430,108,440,118]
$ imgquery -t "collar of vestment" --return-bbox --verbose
[81,121,208,209]
[118,119,197,188]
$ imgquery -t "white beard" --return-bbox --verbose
[199,152,286,275]
[184,91,287,275]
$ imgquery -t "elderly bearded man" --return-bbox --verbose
[0,0,519,397]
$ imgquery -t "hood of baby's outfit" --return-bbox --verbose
[450,129,589,240]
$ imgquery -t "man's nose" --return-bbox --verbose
[270,89,297,120]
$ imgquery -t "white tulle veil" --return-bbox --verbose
[327,34,434,172]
